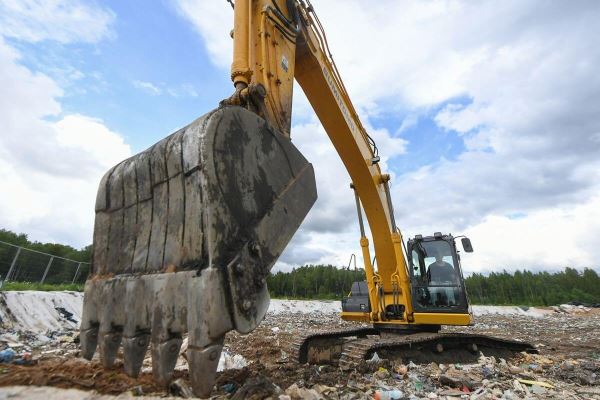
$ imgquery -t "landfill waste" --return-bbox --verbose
[374,389,404,399]
[169,379,193,398]
[0,348,16,363]
[368,352,382,364]
[0,294,599,399]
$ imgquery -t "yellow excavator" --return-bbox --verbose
[80,0,534,396]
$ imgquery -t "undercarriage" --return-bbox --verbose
[288,326,537,369]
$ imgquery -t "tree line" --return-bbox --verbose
[0,229,91,284]
[467,267,600,306]
[2,228,599,306]
[268,264,600,306]
[0,229,91,261]
[268,264,366,300]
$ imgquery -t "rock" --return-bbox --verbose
[501,389,518,400]
[313,384,336,396]
[439,374,462,388]
[530,385,547,395]
[508,366,524,374]
[560,360,576,371]
[576,387,600,395]
[439,373,480,391]
[438,389,465,396]
[512,380,525,393]
[233,376,282,400]
[169,378,194,398]
[129,385,143,396]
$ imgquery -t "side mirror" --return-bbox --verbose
[461,237,474,253]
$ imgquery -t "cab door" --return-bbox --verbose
[408,237,469,314]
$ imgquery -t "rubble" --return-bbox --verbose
[0,293,599,399]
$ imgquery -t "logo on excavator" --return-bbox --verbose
[321,65,363,147]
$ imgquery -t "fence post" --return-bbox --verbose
[5,247,22,281]
[40,256,55,284]
[72,262,82,284]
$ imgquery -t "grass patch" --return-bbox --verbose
[0,281,84,292]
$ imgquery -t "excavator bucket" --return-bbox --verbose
[80,106,316,397]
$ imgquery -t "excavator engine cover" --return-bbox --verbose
[80,106,316,396]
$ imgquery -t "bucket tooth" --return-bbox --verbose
[80,280,100,359]
[97,278,126,368]
[122,332,150,377]
[186,268,232,397]
[98,328,123,368]
[149,273,188,385]
[122,277,151,377]
[82,106,317,396]
[80,325,99,360]
[151,335,182,386]
[188,342,224,398]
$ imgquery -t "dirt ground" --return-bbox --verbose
[1,308,599,399]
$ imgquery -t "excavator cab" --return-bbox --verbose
[407,233,471,314]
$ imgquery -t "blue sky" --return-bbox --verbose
[6,0,464,170]
[2,0,600,273]
[8,0,228,151]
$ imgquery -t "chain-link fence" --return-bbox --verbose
[0,240,90,285]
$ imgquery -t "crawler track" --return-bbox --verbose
[288,328,537,369]
[288,327,379,364]
[338,332,537,370]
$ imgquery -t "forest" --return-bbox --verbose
[0,229,91,284]
[0,229,91,261]
[268,264,600,306]
[1,228,599,306]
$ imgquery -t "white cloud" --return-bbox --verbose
[389,1,600,272]
[54,115,131,173]
[462,196,600,272]
[0,114,131,246]
[173,0,233,68]
[0,0,115,43]
[0,38,131,245]
[171,1,600,272]
[0,2,129,247]
[133,79,200,98]
[275,116,406,271]
[132,80,162,95]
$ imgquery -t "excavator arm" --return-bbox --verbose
[223,0,413,322]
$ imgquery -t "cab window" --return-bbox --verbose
[410,240,464,310]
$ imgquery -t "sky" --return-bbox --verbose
[1,0,600,275]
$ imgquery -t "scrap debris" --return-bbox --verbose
[0,295,599,399]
